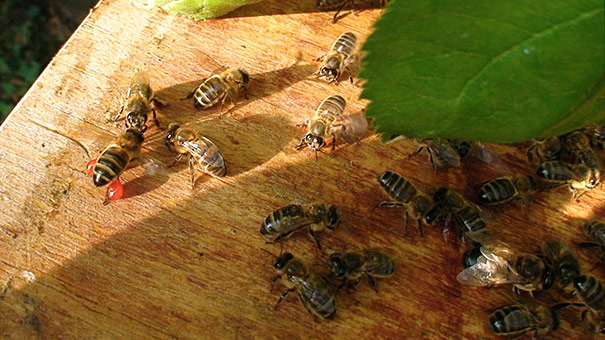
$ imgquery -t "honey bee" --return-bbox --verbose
[562,131,602,169]
[586,124,604,149]
[164,123,226,189]
[580,221,605,268]
[536,161,600,198]
[540,239,581,294]
[110,70,158,133]
[457,241,554,295]
[412,139,462,169]
[584,309,605,334]
[315,32,357,83]
[462,243,483,269]
[574,275,604,311]
[260,203,341,250]
[478,174,537,206]
[328,249,395,290]
[377,171,436,235]
[526,137,562,165]
[271,252,336,319]
[189,67,249,114]
[296,95,346,156]
[433,188,487,237]
[86,129,144,203]
[489,302,569,338]
[317,0,388,23]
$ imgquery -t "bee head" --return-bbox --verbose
[304,133,325,150]
[126,112,147,133]
[588,169,601,188]
[320,67,339,81]
[165,123,180,149]
[325,205,340,230]
[328,253,347,278]
[274,252,294,271]
[238,69,249,85]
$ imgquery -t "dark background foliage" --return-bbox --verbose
[0,0,97,123]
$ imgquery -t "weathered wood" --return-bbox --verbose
[0,1,602,339]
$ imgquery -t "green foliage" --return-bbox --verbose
[360,0,605,143]
[135,0,263,20]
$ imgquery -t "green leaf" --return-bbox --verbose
[133,0,262,20]
[360,0,605,143]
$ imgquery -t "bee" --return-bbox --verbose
[377,171,437,235]
[580,221,605,269]
[536,161,600,198]
[317,0,388,23]
[315,32,357,83]
[189,67,249,114]
[561,131,602,169]
[412,139,462,169]
[260,203,341,250]
[574,275,604,311]
[584,309,605,334]
[296,95,346,156]
[433,188,487,238]
[478,174,537,206]
[462,243,483,269]
[586,124,604,149]
[271,252,336,320]
[457,241,554,295]
[526,137,562,165]
[328,249,395,290]
[489,302,570,338]
[540,239,581,294]
[86,129,144,203]
[110,70,158,133]
[164,123,226,189]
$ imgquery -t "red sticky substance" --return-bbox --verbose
[107,179,124,201]
[86,159,97,174]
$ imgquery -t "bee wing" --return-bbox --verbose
[210,66,229,76]
[334,111,372,143]
[137,154,168,176]
[433,140,461,167]
[456,255,525,286]
[298,273,335,318]
[480,241,516,262]
[469,142,496,163]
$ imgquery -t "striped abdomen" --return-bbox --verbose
[93,146,130,187]
[195,136,226,177]
[361,250,395,277]
[315,95,345,124]
[299,273,336,319]
[574,275,605,311]
[378,171,417,204]
[455,206,486,233]
[478,177,517,205]
[260,205,308,236]
[317,0,347,9]
[331,32,357,58]
[489,305,530,335]
[585,221,605,247]
[193,76,225,109]
[537,161,574,181]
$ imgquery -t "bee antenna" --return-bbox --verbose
[551,302,584,311]
[260,248,277,260]
[341,222,351,235]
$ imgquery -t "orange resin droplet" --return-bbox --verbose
[86,159,97,174]
[107,179,124,201]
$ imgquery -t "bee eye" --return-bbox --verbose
[321,67,328,74]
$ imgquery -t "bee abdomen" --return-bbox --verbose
[317,0,346,10]
[317,95,346,121]
[478,178,516,204]
[93,146,129,187]
[260,205,304,236]
[489,306,528,334]
[332,32,357,57]
[537,161,573,181]
[575,275,605,311]
[364,251,395,277]
[199,145,226,177]
[194,77,223,109]
[379,171,416,203]
[456,206,486,233]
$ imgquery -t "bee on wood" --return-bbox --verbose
[260,203,341,250]
[579,221,605,269]
[457,240,554,295]
[315,32,357,83]
[462,243,483,269]
[86,129,144,203]
[411,139,462,169]
[489,302,571,338]
[296,95,346,157]
[585,124,604,149]
[526,137,562,165]
[377,170,436,235]
[540,239,581,294]
[188,67,249,114]
[477,174,537,206]
[561,131,602,170]
[536,161,600,199]
[328,249,395,291]
[164,123,226,189]
[271,252,336,320]
[110,70,158,133]
[573,275,604,312]
[317,0,388,23]
[433,187,487,239]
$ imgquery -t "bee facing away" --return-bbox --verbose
[561,130,603,170]
[189,67,249,115]
[580,221,605,269]
[296,95,346,156]
[328,249,395,291]
[316,32,357,83]
[110,70,158,133]
[377,171,436,235]
[573,275,604,312]
[526,137,562,165]
[260,203,341,250]
[165,123,226,189]
[456,241,554,295]
[86,129,144,203]
[540,239,581,294]
[489,302,569,338]
[271,252,336,320]
[536,161,600,199]
[433,187,487,239]
[478,174,537,206]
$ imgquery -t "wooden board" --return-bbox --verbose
[0,0,602,339]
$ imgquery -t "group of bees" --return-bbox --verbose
[83,2,604,337]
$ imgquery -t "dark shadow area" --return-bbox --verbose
[222,0,384,19]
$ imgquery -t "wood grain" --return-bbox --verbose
[0,1,602,339]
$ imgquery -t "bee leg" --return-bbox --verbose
[367,276,378,293]
[336,279,347,292]
[151,108,160,129]
[169,153,184,167]
[182,87,198,100]
[331,133,337,151]
[403,210,409,236]
[275,288,296,310]
[378,201,404,208]
[417,219,425,237]
[296,120,310,128]
[332,0,352,23]
[111,105,124,122]
[314,54,326,62]
[295,136,307,150]
[189,156,197,190]
[309,228,322,250]
[269,275,281,292]
[218,92,230,118]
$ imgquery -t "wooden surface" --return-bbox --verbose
[0,1,603,339]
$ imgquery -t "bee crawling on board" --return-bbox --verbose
[571,275,605,334]
[164,123,226,189]
[271,252,336,320]
[109,70,159,133]
[410,139,494,170]
[540,238,581,295]
[315,32,358,83]
[536,160,600,200]
[579,220,605,270]
[86,129,144,204]
[296,95,347,158]
[260,203,343,250]
[432,187,488,242]
[488,302,575,338]
[477,174,537,207]
[186,67,249,116]
[317,0,388,23]
[328,249,395,291]
[526,137,562,166]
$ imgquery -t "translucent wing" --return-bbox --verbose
[432,140,461,167]
[357,250,395,277]
[334,111,372,143]
[298,273,335,319]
